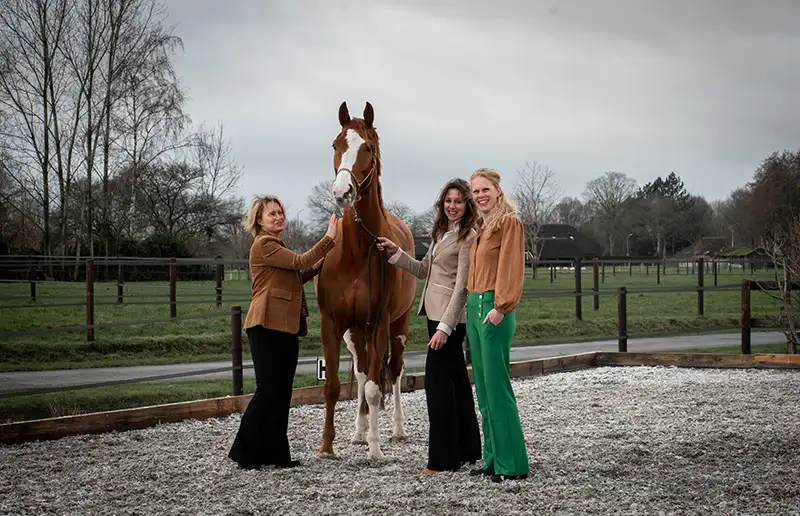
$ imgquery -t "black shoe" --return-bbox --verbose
[490,473,528,483]
[469,467,493,477]
[275,460,300,469]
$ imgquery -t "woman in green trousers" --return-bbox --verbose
[466,167,529,483]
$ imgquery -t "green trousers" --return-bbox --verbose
[466,291,529,476]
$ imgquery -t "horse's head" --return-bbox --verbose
[331,101,379,208]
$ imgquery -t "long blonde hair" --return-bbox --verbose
[244,194,286,237]
[470,167,517,235]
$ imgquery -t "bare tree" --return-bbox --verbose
[760,217,799,354]
[98,0,183,256]
[513,161,562,264]
[409,206,434,237]
[306,179,342,233]
[582,171,637,255]
[281,215,315,253]
[192,121,244,246]
[385,200,416,228]
[553,197,591,229]
[0,0,72,255]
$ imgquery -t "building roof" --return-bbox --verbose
[537,224,603,260]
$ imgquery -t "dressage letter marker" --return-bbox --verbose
[317,358,326,381]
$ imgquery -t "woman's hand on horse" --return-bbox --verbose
[428,330,448,350]
[325,213,339,240]
[375,237,399,257]
[483,308,504,326]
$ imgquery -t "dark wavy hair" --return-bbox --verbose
[430,178,478,244]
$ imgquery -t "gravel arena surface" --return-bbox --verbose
[2,366,799,515]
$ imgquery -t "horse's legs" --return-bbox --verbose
[365,324,388,460]
[389,309,411,441]
[318,313,341,457]
[344,328,368,444]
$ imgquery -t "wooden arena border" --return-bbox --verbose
[2,352,799,445]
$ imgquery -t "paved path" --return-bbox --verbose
[0,332,786,393]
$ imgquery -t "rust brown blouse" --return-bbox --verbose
[467,215,525,313]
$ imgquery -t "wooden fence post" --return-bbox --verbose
[28,264,37,302]
[713,259,718,287]
[117,263,124,304]
[86,259,95,342]
[592,258,599,311]
[601,263,606,284]
[231,305,244,395]
[656,262,661,284]
[169,257,177,319]
[215,257,224,308]
[574,257,582,321]
[741,280,751,354]
[617,287,627,352]
[697,257,704,316]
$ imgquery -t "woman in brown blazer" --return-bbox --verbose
[376,178,481,474]
[228,194,338,470]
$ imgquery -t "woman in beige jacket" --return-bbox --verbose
[376,178,481,474]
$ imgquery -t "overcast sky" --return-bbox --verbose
[166,0,800,219]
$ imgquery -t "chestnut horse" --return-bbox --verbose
[314,101,417,459]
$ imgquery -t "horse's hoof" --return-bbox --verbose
[317,449,336,459]
[351,436,367,445]
[368,452,386,460]
[390,433,409,442]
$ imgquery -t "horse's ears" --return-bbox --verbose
[363,102,374,128]
[339,102,351,126]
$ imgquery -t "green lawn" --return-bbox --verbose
[0,265,786,372]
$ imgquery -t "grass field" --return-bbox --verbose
[0,265,787,373]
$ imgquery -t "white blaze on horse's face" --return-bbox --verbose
[332,129,366,207]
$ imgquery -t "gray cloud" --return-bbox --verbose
[166,0,800,217]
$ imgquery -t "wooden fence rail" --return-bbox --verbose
[740,279,799,354]
[2,255,784,342]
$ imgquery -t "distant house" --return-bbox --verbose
[695,237,729,257]
[714,247,765,259]
[535,224,603,261]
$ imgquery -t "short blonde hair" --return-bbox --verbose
[244,194,286,237]
[470,167,517,235]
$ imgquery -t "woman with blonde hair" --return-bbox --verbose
[376,178,482,474]
[466,167,529,482]
[228,195,338,470]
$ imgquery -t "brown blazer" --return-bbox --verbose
[390,227,475,331]
[244,234,335,335]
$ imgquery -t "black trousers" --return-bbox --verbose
[228,325,299,468]
[425,318,482,471]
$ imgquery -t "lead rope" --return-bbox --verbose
[353,210,392,402]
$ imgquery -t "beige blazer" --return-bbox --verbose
[390,227,475,331]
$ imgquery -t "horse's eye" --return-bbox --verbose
[364,144,373,152]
